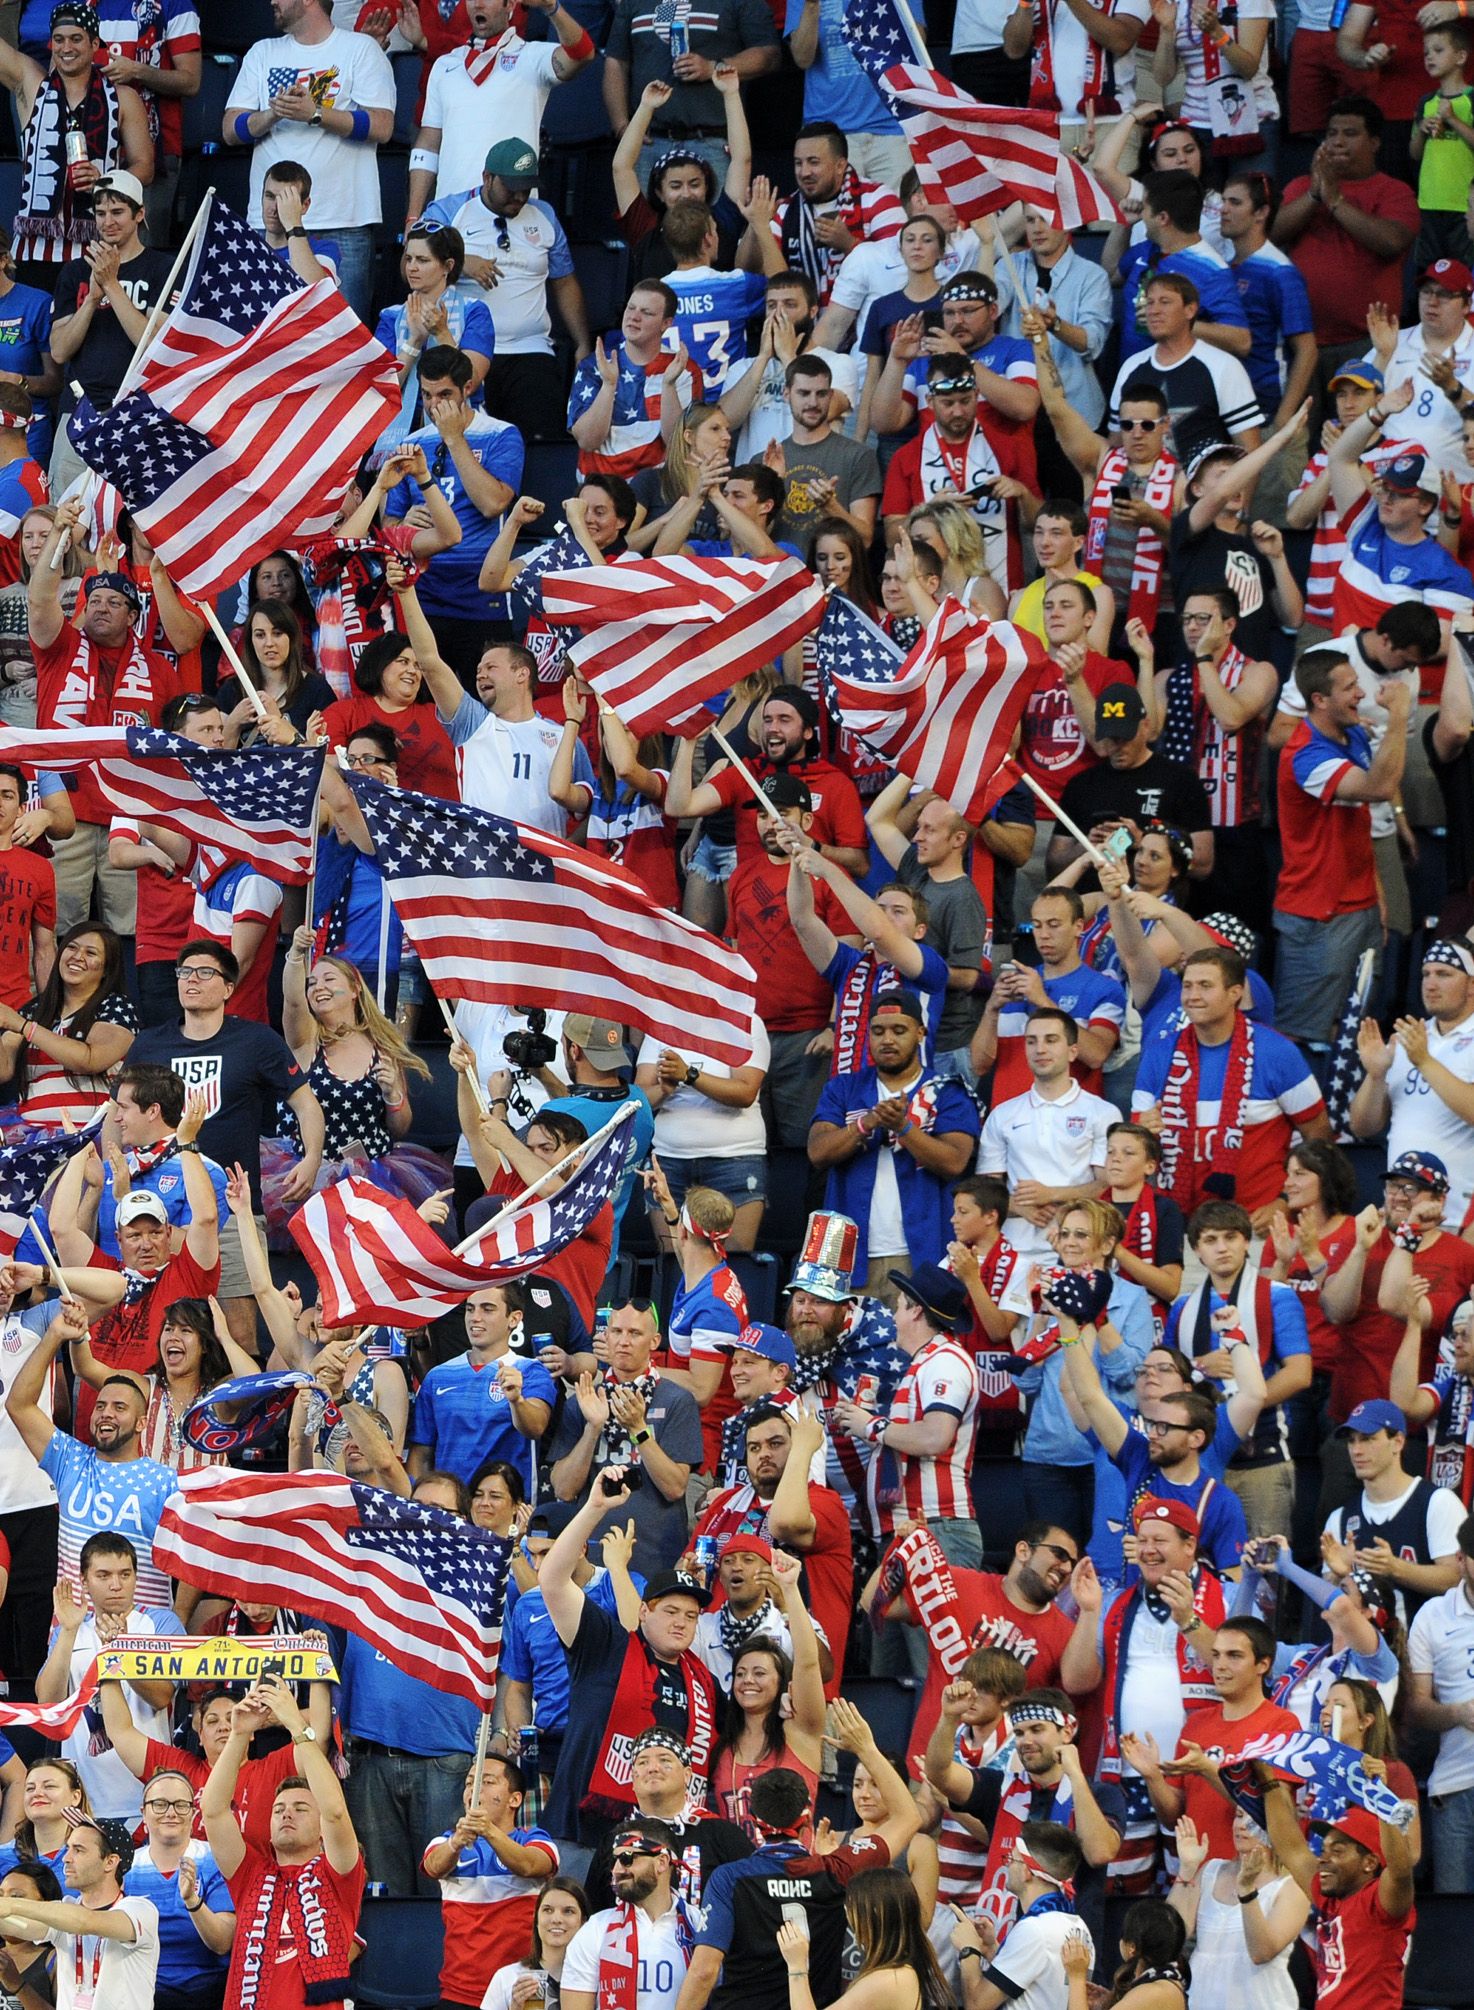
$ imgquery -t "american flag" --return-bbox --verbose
[155,1469,513,1709]
[509,526,593,614]
[842,0,1118,227]
[289,1104,638,1328]
[1325,947,1377,1141]
[70,195,398,603]
[348,775,757,1067]
[540,554,826,736]
[0,1665,100,1737]
[0,1114,105,1258]
[824,595,1047,823]
[0,725,324,881]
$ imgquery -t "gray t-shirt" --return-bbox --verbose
[778,429,883,546]
[897,845,989,1050]
[547,1373,703,1576]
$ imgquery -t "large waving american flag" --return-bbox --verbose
[540,553,826,735]
[824,595,1047,823]
[289,1104,638,1328]
[69,195,398,602]
[155,1470,513,1709]
[348,775,757,1067]
[0,724,323,880]
[0,1666,100,1737]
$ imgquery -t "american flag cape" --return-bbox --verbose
[822,594,1047,822]
[288,1104,638,1328]
[539,554,826,735]
[1325,947,1377,1142]
[842,0,1119,227]
[154,1469,513,1709]
[348,775,757,1067]
[0,1665,100,1737]
[69,195,398,603]
[0,725,324,881]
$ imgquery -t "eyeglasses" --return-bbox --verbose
[1141,1416,1186,1436]
[1119,418,1161,431]
[343,752,391,770]
[142,1798,193,1814]
[177,966,224,983]
[1035,1540,1079,1567]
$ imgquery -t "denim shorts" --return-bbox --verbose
[685,832,738,885]
[662,1152,768,1207]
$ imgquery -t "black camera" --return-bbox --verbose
[503,1007,558,1073]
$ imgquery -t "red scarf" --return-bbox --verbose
[598,1899,697,2010]
[465,26,519,81]
[1119,1186,1168,1335]
[1157,1015,1255,1213]
[584,1633,718,1814]
[1099,1571,1225,1780]
[231,1853,354,2010]
[976,1759,1076,1932]
[832,948,881,1075]
[1031,0,1121,111]
[1084,450,1177,629]
[875,1525,977,1679]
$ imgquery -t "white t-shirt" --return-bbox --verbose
[1041,0,1149,115]
[1368,324,1474,482]
[1383,1013,1474,1227]
[563,1904,690,2010]
[826,231,980,333]
[979,1082,1115,1259]
[46,1896,159,2010]
[0,1307,58,1512]
[867,1065,923,1258]
[1117,1601,1189,1778]
[60,1608,185,1819]
[1408,1580,1474,1793]
[426,194,568,354]
[1325,1479,1466,1624]
[637,1024,770,1159]
[424,41,564,205]
[230,29,396,230]
[984,1910,1093,2010]
[1275,630,1417,840]
[722,348,860,461]
[448,999,567,1170]
[1173,0,1277,125]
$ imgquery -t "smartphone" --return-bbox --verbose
[780,1903,810,1938]
[921,306,945,332]
[1111,483,1133,504]
[601,1467,643,1497]
[1102,825,1134,861]
[261,1655,287,1680]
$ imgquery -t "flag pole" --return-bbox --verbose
[27,1211,79,1306]
[200,603,269,722]
[709,726,786,825]
[469,1706,494,1807]
[436,995,491,1117]
[1016,770,1112,870]
[450,1101,637,1258]
[116,186,216,404]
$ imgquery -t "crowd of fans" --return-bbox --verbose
[5,0,1474,2006]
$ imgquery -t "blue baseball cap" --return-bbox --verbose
[1336,1400,1407,1438]
[1328,360,1384,394]
[1387,1149,1450,1194]
[1379,450,1439,498]
[734,1322,797,1369]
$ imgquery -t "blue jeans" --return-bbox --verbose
[1431,1783,1474,1892]
[343,1742,472,1894]
[1272,904,1380,1046]
[330,224,378,324]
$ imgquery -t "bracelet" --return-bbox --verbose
[383,1093,406,1111]
[565,23,596,57]
[1211,23,1231,42]
[663,1210,679,1227]
[1172,1873,1199,1887]
[632,1427,652,1447]
[1446,513,1464,527]
[1367,407,1386,427]
[409,146,440,175]
[177,1141,202,1155]
[286,226,308,240]
[233,110,256,143]
[21,1020,34,1041]
[958,1948,984,1963]
[1237,1890,1258,1905]
[185,1900,204,1912]
[348,107,372,142]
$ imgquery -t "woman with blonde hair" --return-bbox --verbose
[906,499,1005,618]
[632,401,734,544]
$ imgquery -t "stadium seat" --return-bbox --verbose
[392,51,423,148]
[406,1044,462,1156]
[519,437,580,519]
[728,1249,778,1326]
[355,1896,443,2010]
[183,55,236,156]
[201,0,277,55]
[571,241,629,340]
[836,1677,918,1754]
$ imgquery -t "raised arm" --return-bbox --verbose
[1059,1319,1129,1453]
[540,1467,633,1645]
[391,569,462,719]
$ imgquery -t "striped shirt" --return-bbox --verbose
[875,1336,980,1526]
[1292,440,1410,628]
[568,341,701,478]
[39,1427,175,1610]
[1331,494,1474,634]
[18,991,139,1132]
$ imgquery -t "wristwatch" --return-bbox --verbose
[310,108,324,126]
[286,226,308,240]
[684,1062,701,1086]
[292,1726,318,1745]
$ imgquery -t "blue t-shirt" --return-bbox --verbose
[337,1628,480,1753]
[40,1430,176,1609]
[0,1837,70,1888]
[500,1569,638,1733]
[902,333,1034,409]
[0,279,53,464]
[1089,1400,1242,1583]
[1109,1425,1248,1577]
[1139,965,1276,1048]
[1117,242,1249,362]
[861,284,944,358]
[1231,244,1314,409]
[664,267,766,396]
[1165,1276,1311,1466]
[1342,507,1474,606]
[97,1149,229,1261]
[410,1349,558,1490]
[385,415,526,621]
[125,1845,232,1994]
[784,0,922,131]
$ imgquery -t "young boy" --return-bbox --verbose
[921,1648,1027,1905]
[1103,1122,1185,1336]
[1414,20,1474,267]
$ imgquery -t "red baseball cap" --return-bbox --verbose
[1421,257,1474,296]
[1134,1495,1200,1536]
[723,1533,774,1561]
[1317,1806,1385,1863]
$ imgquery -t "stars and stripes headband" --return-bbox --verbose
[51,0,99,32]
[1011,1839,1075,1896]
[679,1203,729,1254]
[631,1727,691,1765]
[1424,939,1474,975]
[1007,1699,1077,1730]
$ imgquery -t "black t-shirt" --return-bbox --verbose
[702,1835,892,2010]
[1167,513,1278,663]
[55,247,178,410]
[126,1015,302,1202]
[1058,750,1212,839]
[960,1769,1128,1951]
[584,1809,753,1912]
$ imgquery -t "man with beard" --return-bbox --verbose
[721,271,859,461]
[691,1533,832,1693]
[563,1819,698,2010]
[692,1407,853,1687]
[668,687,868,876]
[583,1731,752,1913]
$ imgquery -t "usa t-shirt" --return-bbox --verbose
[1276,717,1376,919]
[1117,240,1249,362]
[1109,1426,1248,1576]
[1231,243,1314,410]
[1133,1021,1326,1213]
[39,1429,175,1608]
[385,414,526,621]
[1331,494,1474,634]
[664,266,766,395]
[409,1349,558,1491]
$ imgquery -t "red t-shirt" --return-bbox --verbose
[904,1570,1074,1774]
[879,413,1032,593]
[1312,1869,1415,2009]
[76,1242,221,1438]
[726,852,849,1032]
[223,1844,366,2010]
[0,846,54,1009]
[1178,1697,1300,1859]
[707,756,868,868]
[34,622,180,824]
[1281,173,1422,345]
[109,813,195,966]
[1275,720,1377,922]
[1334,1228,1474,1422]
[1018,652,1127,790]
[1259,1215,1360,1373]
[485,1163,612,1330]
[322,693,459,801]
[141,1734,300,1853]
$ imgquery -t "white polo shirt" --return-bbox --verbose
[422,192,573,354]
[979,1080,1116,1259]
[981,1910,1092,2010]
[424,39,564,204]
[1408,1578,1474,1793]
[1383,1008,1474,1229]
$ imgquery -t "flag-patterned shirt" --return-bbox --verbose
[1291,441,1410,627]
[1330,495,1474,635]
[567,341,701,478]
[873,1335,980,1526]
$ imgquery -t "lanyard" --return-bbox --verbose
[73,1922,106,2002]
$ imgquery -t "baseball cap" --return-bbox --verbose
[891,1261,969,1333]
[641,1568,711,1608]
[1336,1399,1407,1438]
[71,1813,136,1876]
[1315,1806,1385,1862]
[1386,1150,1450,1194]
[1421,257,1474,295]
[761,772,813,813]
[1328,361,1385,394]
[723,1532,774,1561]
[94,168,145,209]
[117,1190,169,1227]
[1379,450,1440,498]
[484,139,539,185]
[733,1322,797,1369]
[1134,1495,1200,1536]
[83,568,141,610]
[1185,439,1244,484]
[1095,683,1146,740]
[871,987,925,1026]
[1424,938,1474,976]
[562,1014,629,1072]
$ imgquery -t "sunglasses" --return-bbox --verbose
[1035,1540,1079,1567]
[1119,418,1161,431]
[612,1850,659,1866]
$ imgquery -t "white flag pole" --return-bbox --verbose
[116,186,216,403]
[200,603,269,723]
[451,1103,637,1258]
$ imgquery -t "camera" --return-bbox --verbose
[503,1007,558,1073]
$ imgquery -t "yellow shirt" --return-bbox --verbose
[1012,567,1105,639]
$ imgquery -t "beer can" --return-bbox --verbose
[853,1373,879,1408]
[668,18,690,58]
[65,129,88,166]
[694,1533,720,1579]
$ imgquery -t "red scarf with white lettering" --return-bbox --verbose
[231,1853,353,2010]
[1157,1014,1254,1213]
[584,1633,718,1813]
[1031,0,1121,110]
[71,627,154,725]
[976,1757,1076,1932]
[1119,1185,1168,1334]
[1084,450,1177,628]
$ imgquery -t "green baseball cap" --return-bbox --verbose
[484,139,539,186]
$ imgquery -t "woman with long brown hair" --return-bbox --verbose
[0,921,135,1131]
[779,1865,949,2010]
[3,1759,90,1881]
[483,1875,591,2010]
